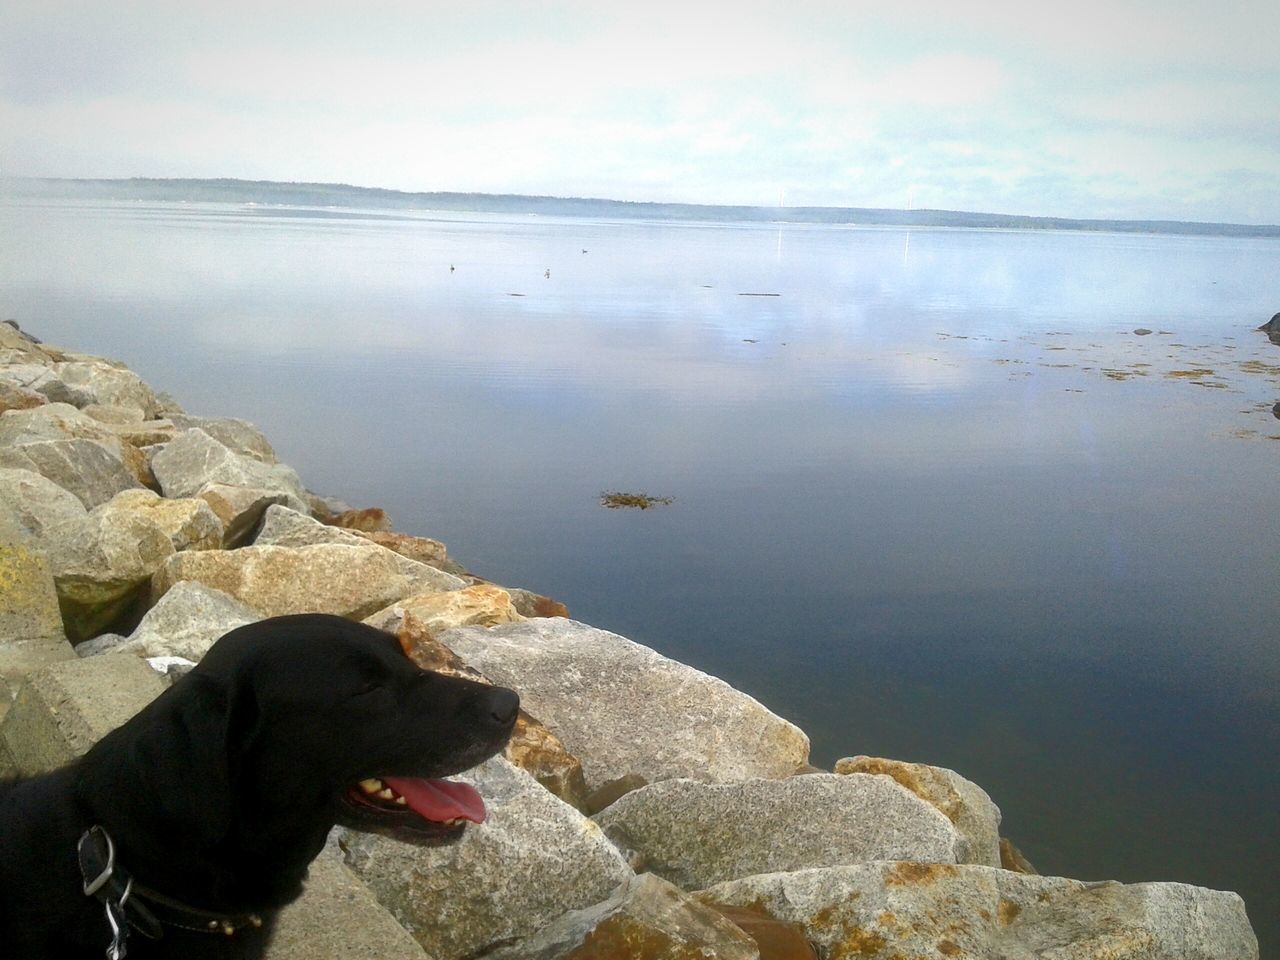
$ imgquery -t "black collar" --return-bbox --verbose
[78,826,264,954]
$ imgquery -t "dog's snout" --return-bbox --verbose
[476,686,520,728]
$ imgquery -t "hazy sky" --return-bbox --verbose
[2,0,1278,222]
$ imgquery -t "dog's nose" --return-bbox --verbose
[477,686,520,728]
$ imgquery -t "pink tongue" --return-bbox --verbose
[383,777,487,824]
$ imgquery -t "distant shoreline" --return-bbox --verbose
[5,176,1280,239]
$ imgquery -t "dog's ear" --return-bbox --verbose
[77,673,259,853]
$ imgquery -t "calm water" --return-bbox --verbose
[3,199,1278,950]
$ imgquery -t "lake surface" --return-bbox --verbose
[2,198,1278,951]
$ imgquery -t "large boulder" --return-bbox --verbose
[27,359,160,417]
[338,757,633,960]
[366,596,587,810]
[94,488,223,553]
[81,581,261,662]
[150,428,307,504]
[0,655,166,777]
[436,618,810,792]
[0,437,142,508]
[594,774,961,890]
[834,755,1002,867]
[254,506,464,593]
[364,585,524,636]
[266,849,431,960]
[167,413,278,463]
[0,382,48,414]
[0,534,73,722]
[196,484,298,547]
[48,497,177,641]
[483,873,759,960]
[697,863,1259,960]
[152,543,457,621]
[0,467,87,544]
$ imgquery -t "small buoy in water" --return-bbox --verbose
[545,268,551,279]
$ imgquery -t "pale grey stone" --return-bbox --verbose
[169,413,278,463]
[834,755,1002,867]
[339,756,632,960]
[484,873,759,960]
[437,618,811,792]
[151,428,307,502]
[595,774,961,890]
[28,360,159,416]
[267,849,431,960]
[0,467,87,548]
[0,438,142,508]
[696,863,1258,960]
[93,581,261,662]
[0,655,166,778]
[254,505,464,593]
[196,483,300,547]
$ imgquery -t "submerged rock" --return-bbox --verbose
[697,863,1258,960]
[594,774,960,890]
[437,618,810,792]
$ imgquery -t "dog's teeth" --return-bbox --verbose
[378,788,395,800]
[394,795,407,805]
[359,779,383,794]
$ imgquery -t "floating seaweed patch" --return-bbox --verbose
[600,492,675,510]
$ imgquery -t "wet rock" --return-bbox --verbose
[483,873,759,960]
[834,755,1001,867]
[253,506,464,593]
[81,581,261,661]
[437,618,810,792]
[594,774,960,890]
[697,863,1258,960]
[151,428,307,503]
[0,437,142,508]
[152,543,454,621]
[338,756,633,960]
[1259,312,1280,344]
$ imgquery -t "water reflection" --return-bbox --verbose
[1,200,1278,948]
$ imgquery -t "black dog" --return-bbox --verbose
[0,614,519,959]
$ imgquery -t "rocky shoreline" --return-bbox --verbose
[0,319,1260,959]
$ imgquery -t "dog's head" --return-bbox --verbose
[185,614,519,846]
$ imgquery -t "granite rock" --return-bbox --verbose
[82,581,261,661]
[834,755,1002,867]
[483,873,759,960]
[152,543,456,621]
[151,428,307,503]
[595,774,961,890]
[338,756,633,960]
[696,863,1258,960]
[0,437,142,508]
[437,618,810,792]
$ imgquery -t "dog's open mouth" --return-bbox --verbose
[339,775,486,843]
